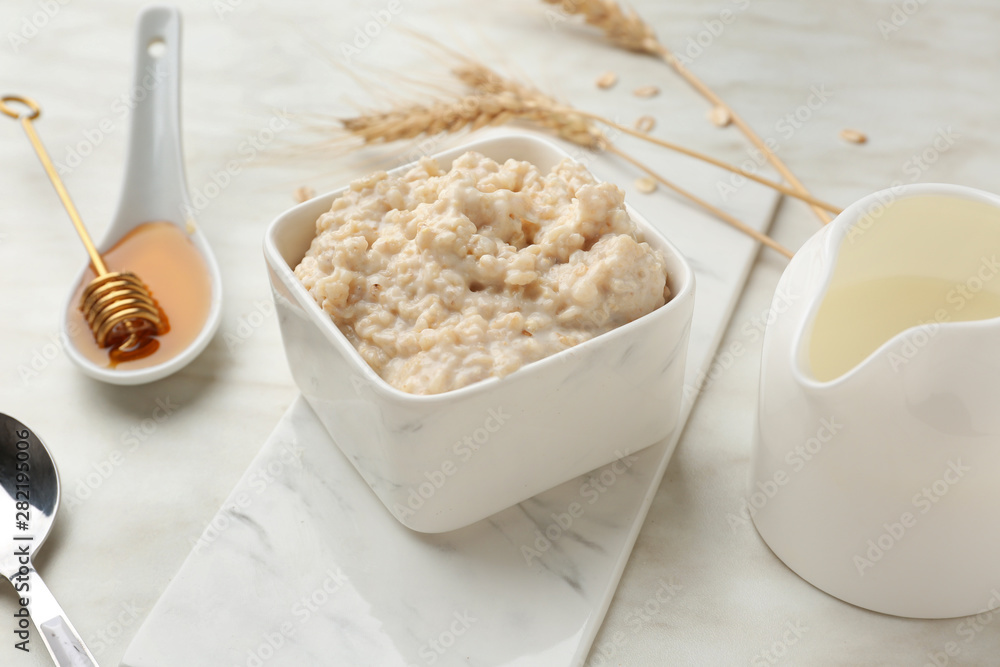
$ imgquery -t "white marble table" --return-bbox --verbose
[1,0,999,664]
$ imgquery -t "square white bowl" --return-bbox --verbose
[263,132,695,533]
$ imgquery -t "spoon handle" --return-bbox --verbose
[110,5,192,233]
[27,566,98,667]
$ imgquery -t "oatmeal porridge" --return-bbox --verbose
[294,151,670,395]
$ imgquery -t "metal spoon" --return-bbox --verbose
[0,414,98,666]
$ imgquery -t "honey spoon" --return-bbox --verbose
[64,5,222,384]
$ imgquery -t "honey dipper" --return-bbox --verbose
[1,95,166,354]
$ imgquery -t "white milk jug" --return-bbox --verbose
[751,183,1000,618]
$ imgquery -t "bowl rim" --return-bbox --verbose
[263,130,695,404]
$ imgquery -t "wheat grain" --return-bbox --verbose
[840,128,867,144]
[707,105,732,127]
[595,71,618,89]
[634,115,655,132]
[635,176,657,194]
[294,186,315,203]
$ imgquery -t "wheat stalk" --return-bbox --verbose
[566,108,840,214]
[606,144,792,258]
[452,58,839,214]
[544,0,833,224]
[338,62,792,257]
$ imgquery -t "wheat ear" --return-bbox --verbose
[342,93,604,149]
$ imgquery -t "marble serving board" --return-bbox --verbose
[119,147,780,667]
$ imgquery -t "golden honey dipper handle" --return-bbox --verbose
[2,95,167,356]
[1,95,109,275]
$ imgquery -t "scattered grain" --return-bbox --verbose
[840,128,868,144]
[634,115,656,133]
[635,176,657,194]
[708,106,732,127]
[595,71,618,89]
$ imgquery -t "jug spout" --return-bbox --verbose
[790,189,1000,388]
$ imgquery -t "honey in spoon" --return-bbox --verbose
[66,221,213,369]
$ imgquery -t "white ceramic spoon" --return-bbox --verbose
[61,5,223,385]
